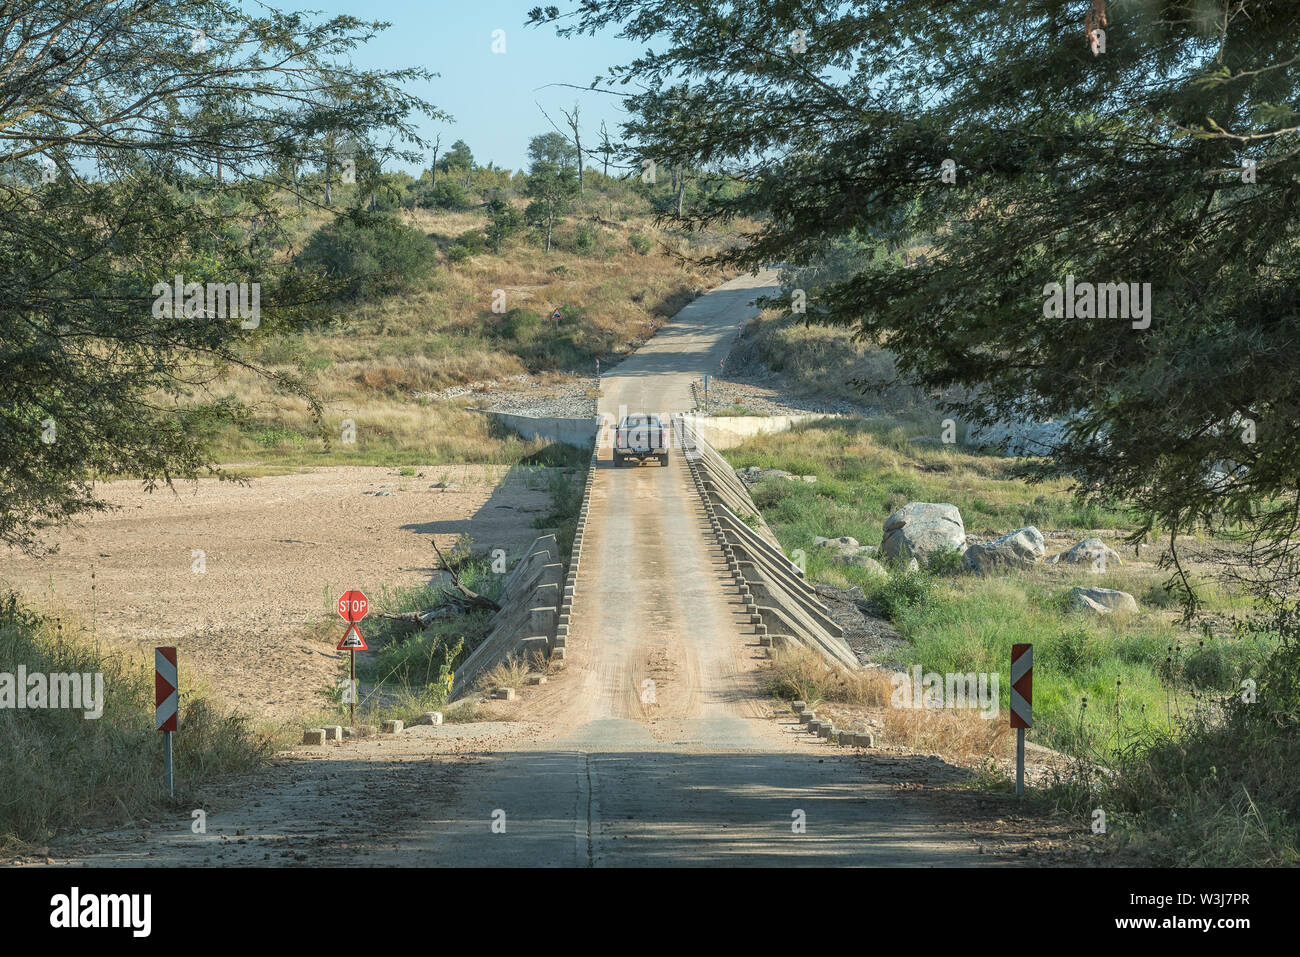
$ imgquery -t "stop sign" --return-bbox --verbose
[337,589,368,622]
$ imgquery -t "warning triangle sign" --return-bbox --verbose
[337,623,368,651]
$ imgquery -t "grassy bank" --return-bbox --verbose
[0,594,278,850]
[728,418,1293,863]
[201,181,734,470]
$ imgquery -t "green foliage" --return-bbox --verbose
[0,1,440,551]
[525,159,579,252]
[485,192,524,253]
[298,213,437,300]
[869,565,933,621]
[628,232,652,255]
[532,0,1300,602]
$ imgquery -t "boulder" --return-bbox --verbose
[1069,586,1137,615]
[833,554,888,577]
[961,527,1046,573]
[814,535,859,550]
[736,466,799,486]
[1049,538,1123,571]
[968,419,1069,458]
[881,503,967,566]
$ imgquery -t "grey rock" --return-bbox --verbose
[962,526,1046,573]
[1049,538,1123,571]
[1069,586,1137,614]
[881,502,966,566]
[833,553,888,576]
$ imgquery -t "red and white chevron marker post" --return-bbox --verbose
[155,646,178,797]
[1010,643,1033,796]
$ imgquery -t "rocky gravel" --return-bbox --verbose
[416,373,598,418]
[812,583,908,664]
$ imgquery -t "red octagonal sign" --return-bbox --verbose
[338,589,369,623]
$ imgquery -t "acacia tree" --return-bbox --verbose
[0,0,442,551]
[531,0,1300,601]
[525,160,578,252]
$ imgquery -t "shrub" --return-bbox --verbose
[411,179,469,210]
[298,213,436,300]
[870,565,933,621]
[628,232,652,255]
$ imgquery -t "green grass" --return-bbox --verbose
[726,417,1273,757]
[730,417,1134,543]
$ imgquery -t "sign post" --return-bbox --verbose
[155,646,178,798]
[1010,643,1033,797]
[337,590,369,725]
[702,374,711,413]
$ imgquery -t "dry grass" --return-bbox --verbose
[881,707,1013,763]
[201,199,743,467]
[763,648,890,707]
[765,648,1012,764]
[477,654,530,693]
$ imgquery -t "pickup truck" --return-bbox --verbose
[613,414,670,467]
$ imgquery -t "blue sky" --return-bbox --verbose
[308,1,645,175]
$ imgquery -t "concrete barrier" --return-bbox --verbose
[677,416,860,672]
[482,411,598,449]
[451,533,563,698]
[678,413,841,450]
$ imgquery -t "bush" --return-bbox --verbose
[411,179,470,210]
[298,213,436,300]
[446,229,486,264]
[926,545,965,575]
[870,565,933,621]
[628,232,652,255]
[500,308,542,340]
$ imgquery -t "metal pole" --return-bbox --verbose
[1016,727,1025,797]
[349,650,356,725]
[164,730,174,798]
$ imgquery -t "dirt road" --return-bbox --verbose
[38,271,1009,868]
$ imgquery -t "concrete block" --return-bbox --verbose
[529,606,558,635]
[419,711,443,726]
[552,646,567,660]
[553,635,566,648]
[382,719,404,734]
[758,635,772,647]
[792,701,806,713]
[855,730,876,748]
[817,723,833,739]
[343,725,377,738]
[518,636,549,659]
[302,728,326,745]
[525,675,548,686]
[323,725,342,741]
[798,710,814,724]
[493,687,516,700]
